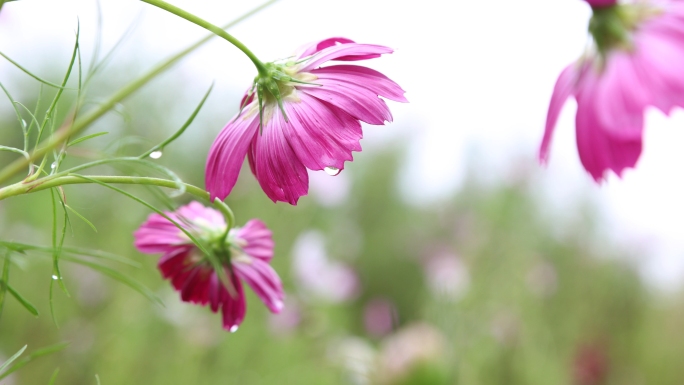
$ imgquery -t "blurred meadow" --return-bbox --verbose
[2,1,684,385]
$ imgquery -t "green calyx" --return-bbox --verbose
[243,61,319,133]
[588,3,658,58]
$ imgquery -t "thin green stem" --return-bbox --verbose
[140,0,268,75]
[213,198,235,239]
[0,175,209,202]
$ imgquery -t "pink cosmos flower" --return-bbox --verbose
[585,0,617,8]
[540,1,684,181]
[206,37,407,205]
[134,201,284,331]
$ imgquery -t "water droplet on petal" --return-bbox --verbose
[274,300,284,312]
[229,325,239,333]
[51,275,59,280]
[150,151,163,159]
[324,167,341,176]
[50,162,57,169]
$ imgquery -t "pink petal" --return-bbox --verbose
[592,52,646,139]
[312,65,408,103]
[282,92,362,172]
[296,37,384,63]
[575,76,642,181]
[300,78,393,124]
[180,267,211,305]
[208,273,222,312]
[176,201,226,228]
[299,44,394,72]
[233,258,284,314]
[134,214,186,253]
[251,109,309,205]
[221,271,246,331]
[539,64,577,164]
[235,219,274,262]
[205,112,260,201]
[297,37,356,58]
[157,247,194,279]
[631,29,684,115]
[583,0,616,7]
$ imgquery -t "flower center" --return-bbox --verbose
[588,3,660,56]
[246,60,318,129]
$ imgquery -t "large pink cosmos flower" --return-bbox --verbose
[206,37,407,205]
[586,0,617,7]
[134,201,283,331]
[540,0,684,181]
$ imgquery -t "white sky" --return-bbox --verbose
[1,0,683,291]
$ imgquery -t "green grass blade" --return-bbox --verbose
[27,85,44,137]
[49,189,69,294]
[64,204,97,233]
[0,251,10,321]
[62,256,162,306]
[0,52,69,89]
[0,345,27,374]
[139,82,214,159]
[13,100,41,151]
[35,23,80,146]
[0,146,29,159]
[0,81,27,144]
[67,132,109,147]
[48,368,60,385]
[86,11,142,86]
[87,0,103,80]
[0,241,140,267]
[95,374,101,385]
[0,343,69,381]
[7,284,39,316]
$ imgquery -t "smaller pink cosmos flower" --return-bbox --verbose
[541,0,684,181]
[134,201,283,331]
[206,37,407,205]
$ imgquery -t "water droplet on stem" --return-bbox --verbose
[150,151,163,159]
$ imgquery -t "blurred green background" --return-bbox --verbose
[2,13,684,385]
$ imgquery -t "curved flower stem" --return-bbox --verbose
[0,175,209,202]
[139,0,269,76]
[213,198,236,241]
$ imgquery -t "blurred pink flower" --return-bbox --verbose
[292,230,359,303]
[134,201,284,331]
[584,0,617,7]
[573,342,610,385]
[363,297,397,337]
[540,1,684,181]
[268,296,302,336]
[423,253,469,301]
[206,37,407,205]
